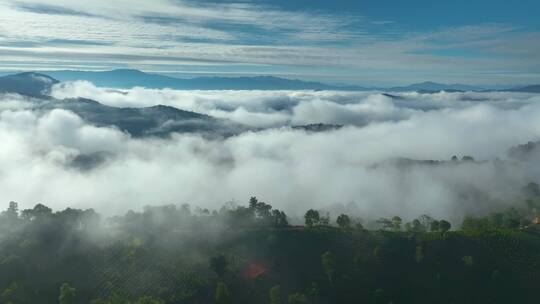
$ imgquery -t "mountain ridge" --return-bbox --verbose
[2,69,538,93]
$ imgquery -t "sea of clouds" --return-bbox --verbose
[1,83,540,223]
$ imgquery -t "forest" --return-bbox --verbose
[0,183,539,304]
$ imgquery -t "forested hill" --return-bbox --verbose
[1,189,539,304]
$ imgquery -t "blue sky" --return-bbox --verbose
[0,0,539,85]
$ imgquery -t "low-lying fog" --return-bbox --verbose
[1,82,540,223]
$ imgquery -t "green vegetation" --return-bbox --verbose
[0,190,540,303]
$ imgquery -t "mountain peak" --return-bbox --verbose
[0,72,59,96]
[110,69,147,74]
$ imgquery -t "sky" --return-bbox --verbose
[0,0,540,85]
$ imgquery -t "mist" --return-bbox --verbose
[2,85,540,222]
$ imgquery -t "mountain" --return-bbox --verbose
[40,69,369,91]
[0,72,59,96]
[388,81,485,92]
[35,98,247,138]
[0,70,502,93]
[506,85,540,93]
[0,72,247,137]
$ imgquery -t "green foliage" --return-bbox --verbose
[304,209,320,227]
[319,212,330,226]
[411,219,426,233]
[269,285,281,304]
[462,255,474,266]
[305,282,319,300]
[288,293,307,304]
[376,218,393,230]
[336,214,351,229]
[430,220,440,232]
[391,216,402,231]
[1,282,26,304]
[439,220,451,232]
[58,283,77,304]
[0,194,539,304]
[215,282,231,304]
[462,216,489,231]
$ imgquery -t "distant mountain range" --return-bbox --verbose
[507,85,540,93]
[387,81,485,92]
[35,69,370,91]
[2,69,538,93]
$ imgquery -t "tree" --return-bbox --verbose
[59,283,77,304]
[304,209,320,227]
[462,256,474,266]
[439,220,451,233]
[376,218,393,230]
[269,285,282,304]
[288,293,306,304]
[462,216,489,231]
[411,219,426,233]
[272,210,288,227]
[321,251,336,284]
[21,204,52,221]
[419,214,434,230]
[214,282,231,304]
[462,156,475,162]
[1,202,20,229]
[319,212,330,226]
[210,255,228,277]
[430,220,440,232]
[336,214,351,229]
[3,201,19,219]
[1,282,26,304]
[502,207,521,229]
[305,283,320,301]
[391,216,402,231]
[489,213,504,229]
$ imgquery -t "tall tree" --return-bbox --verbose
[304,209,320,227]
[439,220,451,233]
[391,216,402,231]
[336,214,351,229]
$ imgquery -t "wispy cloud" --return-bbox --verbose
[0,0,539,84]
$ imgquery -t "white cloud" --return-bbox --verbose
[1,89,540,224]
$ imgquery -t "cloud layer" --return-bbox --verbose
[1,0,540,84]
[2,88,540,223]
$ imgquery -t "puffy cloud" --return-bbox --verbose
[1,88,540,224]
